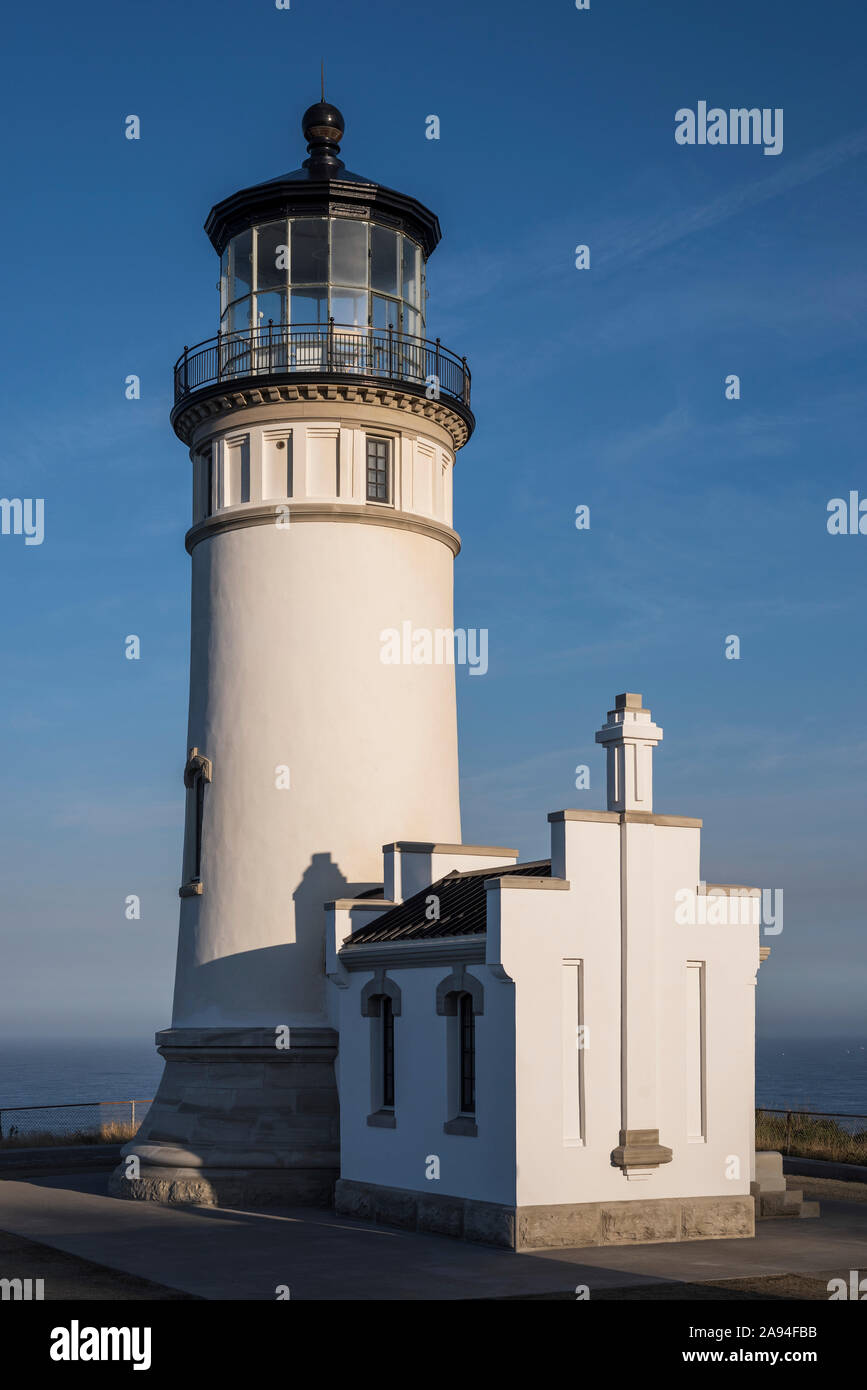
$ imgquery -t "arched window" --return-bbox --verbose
[381,997,395,1110]
[361,971,401,1127]
[458,992,475,1116]
[436,967,483,1137]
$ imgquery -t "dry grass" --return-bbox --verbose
[756,1109,867,1164]
[0,1121,138,1150]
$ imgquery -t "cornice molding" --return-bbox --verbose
[339,935,485,971]
[185,502,462,555]
[172,376,473,449]
[547,809,703,829]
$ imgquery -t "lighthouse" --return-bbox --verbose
[112,102,474,1205]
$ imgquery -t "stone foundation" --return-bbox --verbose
[108,1027,339,1207]
[335,1179,755,1250]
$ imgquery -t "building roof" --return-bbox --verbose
[342,860,552,947]
[204,103,442,258]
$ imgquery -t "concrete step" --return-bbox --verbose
[757,1189,820,1220]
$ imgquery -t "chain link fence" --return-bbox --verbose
[0,1101,152,1147]
[756,1108,867,1164]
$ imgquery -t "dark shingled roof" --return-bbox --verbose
[342,860,552,947]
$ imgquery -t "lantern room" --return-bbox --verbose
[219,215,425,338]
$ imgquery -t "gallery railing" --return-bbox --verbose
[173,322,471,408]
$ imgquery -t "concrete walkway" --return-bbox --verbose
[0,1172,865,1300]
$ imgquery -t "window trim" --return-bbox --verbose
[365,434,393,506]
[436,967,483,1137]
[362,970,401,1127]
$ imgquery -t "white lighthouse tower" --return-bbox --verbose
[112,102,474,1204]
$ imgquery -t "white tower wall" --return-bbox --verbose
[175,476,462,1028]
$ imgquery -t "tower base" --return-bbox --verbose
[108,1027,339,1207]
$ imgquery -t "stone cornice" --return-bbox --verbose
[383,840,518,856]
[548,809,703,828]
[185,502,462,555]
[172,377,473,449]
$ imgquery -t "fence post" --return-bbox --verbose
[217,328,223,382]
[131,1100,135,1129]
[182,347,189,396]
[268,319,273,373]
[785,1110,791,1155]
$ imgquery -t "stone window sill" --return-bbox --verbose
[367,1109,396,1129]
[444,1115,477,1138]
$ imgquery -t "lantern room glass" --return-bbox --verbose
[219,217,426,340]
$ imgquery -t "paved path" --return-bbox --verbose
[0,1172,865,1300]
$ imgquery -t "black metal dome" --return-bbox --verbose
[204,103,441,258]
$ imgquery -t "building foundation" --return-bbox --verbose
[335,1179,755,1251]
[109,1027,339,1207]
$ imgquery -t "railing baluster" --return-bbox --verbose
[173,326,469,410]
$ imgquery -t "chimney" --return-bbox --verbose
[595,693,663,813]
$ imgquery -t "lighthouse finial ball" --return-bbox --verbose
[302,101,345,150]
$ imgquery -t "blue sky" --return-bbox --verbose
[0,0,864,1038]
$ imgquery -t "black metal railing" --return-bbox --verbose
[173,322,471,408]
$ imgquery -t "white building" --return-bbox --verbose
[328,694,764,1248]
[113,104,770,1250]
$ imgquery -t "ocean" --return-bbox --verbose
[753,1037,866,1116]
[0,1038,165,1114]
[0,1035,864,1119]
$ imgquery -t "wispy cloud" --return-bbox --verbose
[435,127,867,330]
[595,127,867,276]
